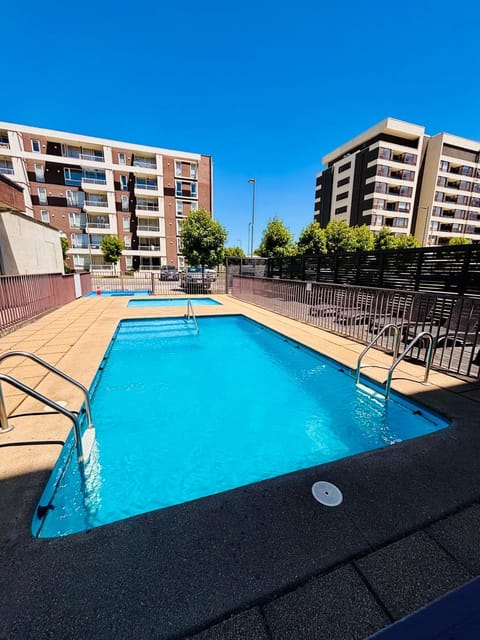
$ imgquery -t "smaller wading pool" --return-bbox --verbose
[127,297,221,308]
[85,290,152,297]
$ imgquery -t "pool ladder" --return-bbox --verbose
[356,327,434,399]
[0,351,94,478]
[184,299,199,334]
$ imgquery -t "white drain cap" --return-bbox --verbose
[312,481,343,507]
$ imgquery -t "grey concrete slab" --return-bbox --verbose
[263,565,389,640]
[356,531,471,621]
[186,608,269,640]
[427,504,480,575]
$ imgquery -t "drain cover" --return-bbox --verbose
[312,481,343,507]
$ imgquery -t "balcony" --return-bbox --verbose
[62,145,105,163]
[0,135,9,149]
[81,176,109,192]
[137,225,161,238]
[137,242,162,253]
[85,219,111,234]
[84,198,109,213]
[133,157,156,169]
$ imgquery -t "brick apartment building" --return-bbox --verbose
[0,122,213,272]
[314,118,480,246]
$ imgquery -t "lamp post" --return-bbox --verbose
[248,178,256,256]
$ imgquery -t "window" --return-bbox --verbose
[34,163,45,182]
[376,165,389,177]
[396,218,409,228]
[176,200,184,216]
[335,206,348,215]
[374,182,387,194]
[69,213,86,229]
[125,256,133,269]
[440,160,449,172]
[397,202,410,212]
[435,191,444,202]
[191,182,197,198]
[124,236,131,249]
[83,169,106,184]
[118,153,126,165]
[378,147,392,161]
[135,177,157,190]
[335,191,348,201]
[373,198,386,209]
[40,210,50,224]
[403,153,417,165]
[38,187,47,204]
[190,164,198,179]
[0,132,9,147]
[191,201,198,211]
[121,195,129,211]
[0,159,14,175]
[64,168,82,185]
[120,175,128,190]
[66,190,84,207]
[133,155,156,169]
[338,161,351,173]
[175,161,182,177]
[31,139,41,152]
[123,216,130,231]
[71,233,89,248]
[175,181,182,197]
[437,176,447,187]
[337,176,350,188]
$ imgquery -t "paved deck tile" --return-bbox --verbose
[186,608,269,640]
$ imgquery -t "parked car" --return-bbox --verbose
[180,266,216,292]
[159,265,179,281]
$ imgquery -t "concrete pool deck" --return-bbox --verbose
[1,293,480,639]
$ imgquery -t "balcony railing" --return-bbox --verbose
[138,244,161,251]
[83,177,107,185]
[87,221,110,229]
[84,199,108,208]
[137,225,160,232]
[0,167,14,175]
[133,159,156,169]
[136,203,159,211]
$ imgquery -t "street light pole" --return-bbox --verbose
[248,178,256,256]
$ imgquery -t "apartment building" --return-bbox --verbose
[314,118,480,246]
[0,122,213,271]
[416,133,480,245]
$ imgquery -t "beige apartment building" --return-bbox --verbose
[314,118,480,246]
[0,122,213,272]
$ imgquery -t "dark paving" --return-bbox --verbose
[427,504,480,575]
[186,608,269,640]
[3,389,480,638]
[355,532,472,621]
[263,565,389,640]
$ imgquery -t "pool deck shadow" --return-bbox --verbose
[1,294,480,639]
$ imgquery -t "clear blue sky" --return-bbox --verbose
[3,0,480,252]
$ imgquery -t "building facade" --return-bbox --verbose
[314,118,480,245]
[0,122,213,271]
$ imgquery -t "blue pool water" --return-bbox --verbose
[85,290,151,297]
[35,315,448,538]
[127,297,221,308]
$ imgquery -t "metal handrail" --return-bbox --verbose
[185,299,199,334]
[0,373,86,478]
[355,323,401,385]
[0,351,94,429]
[385,331,434,400]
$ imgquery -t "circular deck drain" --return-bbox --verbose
[312,481,343,507]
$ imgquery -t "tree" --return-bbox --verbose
[297,222,326,255]
[101,236,124,272]
[374,227,397,250]
[324,220,355,253]
[258,216,296,258]
[351,225,374,252]
[180,208,227,274]
[224,246,245,258]
[448,237,471,246]
[60,235,72,273]
[395,234,421,249]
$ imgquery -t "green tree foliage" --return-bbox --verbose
[101,235,125,268]
[395,234,421,249]
[374,227,397,250]
[60,236,69,260]
[297,222,326,255]
[448,237,471,246]
[224,246,245,258]
[179,208,227,268]
[258,216,297,257]
[351,225,375,252]
[324,220,355,253]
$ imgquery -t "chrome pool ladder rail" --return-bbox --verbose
[355,323,401,385]
[0,350,94,430]
[184,299,199,334]
[0,373,87,478]
[385,331,434,400]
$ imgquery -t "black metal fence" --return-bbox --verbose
[248,245,480,296]
[91,271,227,296]
[232,276,480,379]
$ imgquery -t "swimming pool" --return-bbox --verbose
[34,315,448,538]
[127,297,221,308]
